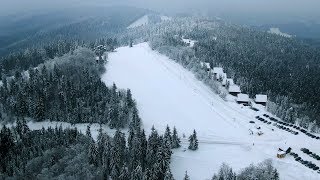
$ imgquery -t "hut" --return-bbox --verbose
[200,62,211,72]
[212,67,223,80]
[226,78,234,86]
[237,93,249,104]
[255,94,268,106]
[228,85,241,96]
[277,150,286,158]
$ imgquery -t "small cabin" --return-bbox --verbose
[255,94,268,106]
[95,56,100,63]
[200,62,211,72]
[212,67,223,80]
[237,93,249,104]
[228,85,241,96]
[277,150,286,158]
[226,78,234,86]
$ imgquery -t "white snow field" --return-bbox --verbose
[102,43,320,180]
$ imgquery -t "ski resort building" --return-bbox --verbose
[200,62,211,72]
[255,94,268,106]
[277,150,286,158]
[226,78,234,87]
[212,67,223,80]
[228,85,241,96]
[237,93,250,105]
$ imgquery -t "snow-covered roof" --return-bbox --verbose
[227,78,234,85]
[95,56,100,60]
[277,150,286,155]
[255,94,267,103]
[205,63,210,69]
[237,93,249,102]
[222,78,227,85]
[228,85,241,93]
[213,67,223,74]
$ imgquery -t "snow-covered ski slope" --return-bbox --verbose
[127,15,149,29]
[102,43,320,180]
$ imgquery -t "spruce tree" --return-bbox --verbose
[130,165,143,180]
[171,126,181,148]
[188,130,198,150]
[164,169,175,180]
[183,171,190,180]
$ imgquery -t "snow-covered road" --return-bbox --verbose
[102,42,320,180]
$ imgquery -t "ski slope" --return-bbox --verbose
[127,15,149,29]
[101,43,320,180]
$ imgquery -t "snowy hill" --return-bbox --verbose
[101,43,320,180]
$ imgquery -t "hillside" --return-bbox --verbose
[102,42,320,180]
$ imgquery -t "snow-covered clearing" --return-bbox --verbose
[268,28,292,38]
[101,42,320,180]
[127,15,149,29]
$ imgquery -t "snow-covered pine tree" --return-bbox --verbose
[183,171,190,180]
[86,125,92,138]
[118,164,130,180]
[271,169,279,180]
[164,125,172,147]
[188,129,198,150]
[171,126,181,148]
[88,140,98,166]
[130,165,143,180]
[164,168,175,180]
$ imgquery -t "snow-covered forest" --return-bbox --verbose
[1,5,320,179]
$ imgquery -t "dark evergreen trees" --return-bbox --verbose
[188,130,198,150]
[171,126,181,149]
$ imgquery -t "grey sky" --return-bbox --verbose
[1,0,320,23]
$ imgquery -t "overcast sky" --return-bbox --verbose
[1,0,320,24]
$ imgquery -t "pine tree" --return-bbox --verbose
[171,126,181,148]
[164,168,175,180]
[164,125,172,146]
[86,125,92,138]
[188,130,198,150]
[118,164,130,180]
[88,140,98,166]
[183,171,190,180]
[271,169,279,180]
[130,165,143,180]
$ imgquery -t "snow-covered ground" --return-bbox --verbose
[101,42,320,180]
[268,28,292,38]
[127,15,149,29]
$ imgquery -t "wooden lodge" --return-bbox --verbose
[255,94,268,106]
[228,85,241,96]
[237,93,250,105]
[277,150,286,158]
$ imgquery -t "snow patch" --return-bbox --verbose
[268,28,292,38]
[127,15,149,29]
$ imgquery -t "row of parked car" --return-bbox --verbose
[255,116,299,135]
[290,152,320,173]
[301,148,320,161]
[262,114,320,139]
